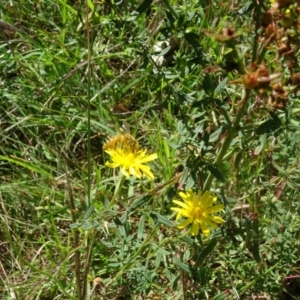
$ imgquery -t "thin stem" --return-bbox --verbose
[203,88,250,191]
[108,175,126,208]
[252,1,262,63]
[82,231,94,299]
[86,0,92,209]
[65,166,82,300]
[82,2,92,299]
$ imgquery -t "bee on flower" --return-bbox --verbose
[171,189,225,236]
[103,133,158,179]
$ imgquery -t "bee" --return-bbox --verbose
[103,133,137,149]
[103,122,140,152]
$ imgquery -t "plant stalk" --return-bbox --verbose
[204,88,250,191]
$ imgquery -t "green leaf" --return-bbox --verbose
[122,77,144,94]
[207,165,226,183]
[234,150,243,169]
[137,215,145,240]
[114,217,128,238]
[156,45,171,57]
[155,252,163,269]
[135,0,153,14]
[151,212,174,227]
[213,291,230,300]
[198,239,217,262]
[269,111,281,123]
[209,126,223,143]
[171,275,181,291]
[254,134,267,155]
[214,77,228,96]
[157,248,171,255]
[209,125,227,143]
[211,227,227,238]
[180,236,195,245]
[184,32,205,60]
[237,1,254,15]
[130,195,151,210]
[174,260,192,274]
[252,239,261,263]
[256,119,281,135]
[271,160,285,173]
[0,155,52,177]
[81,221,95,230]
[83,205,94,220]
[70,222,80,229]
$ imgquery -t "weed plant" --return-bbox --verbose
[1,0,300,299]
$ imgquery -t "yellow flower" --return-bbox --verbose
[171,190,224,236]
[104,134,158,179]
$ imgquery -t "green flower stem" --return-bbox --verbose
[108,174,126,208]
[204,88,250,191]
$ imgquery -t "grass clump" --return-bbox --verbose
[1,0,300,299]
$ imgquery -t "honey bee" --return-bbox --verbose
[103,133,139,154]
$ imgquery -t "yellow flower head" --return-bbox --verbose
[103,134,158,179]
[171,190,224,236]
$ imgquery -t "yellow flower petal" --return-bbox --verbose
[177,218,193,229]
[103,135,157,180]
[191,221,199,236]
[172,200,189,209]
[206,204,224,214]
[171,189,225,236]
[199,221,210,236]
